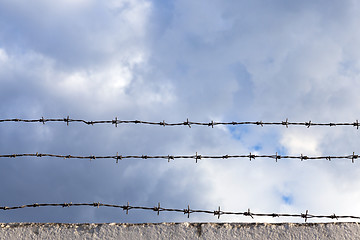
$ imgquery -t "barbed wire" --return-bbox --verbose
[0,202,358,222]
[0,152,359,163]
[1,117,360,129]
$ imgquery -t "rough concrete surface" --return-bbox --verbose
[1,222,360,240]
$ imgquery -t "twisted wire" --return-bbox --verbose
[0,152,358,163]
[0,117,359,129]
[0,202,357,222]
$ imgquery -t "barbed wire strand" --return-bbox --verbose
[0,152,358,163]
[1,117,360,129]
[0,202,357,222]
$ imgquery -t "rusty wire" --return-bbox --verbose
[0,202,357,222]
[0,117,360,129]
[0,152,359,163]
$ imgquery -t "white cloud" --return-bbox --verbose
[280,129,323,155]
[2,0,360,223]
[0,48,8,63]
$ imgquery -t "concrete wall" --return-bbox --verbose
[1,222,360,239]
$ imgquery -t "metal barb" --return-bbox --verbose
[184,118,191,128]
[275,152,280,162]
[116,152,122,163]
[113,117,118,127]
[125,202,129,214]
[160,120,166,127]
[64,116,70,126]
[195,152,201,163]
[244,209,254,219]
[184,205,190,218]
[156,203,160,215]
[256,121,263,127]
[214,206,221,219]
[301,210,309,222]
[167,155,174,162]
[282,118,289,128]
[249,153,255,161]
[352,152,358,163]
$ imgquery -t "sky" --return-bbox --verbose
[1,0,360,223]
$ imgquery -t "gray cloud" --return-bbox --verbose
[1,0,360,223]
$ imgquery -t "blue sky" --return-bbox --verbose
[1,0,360,223]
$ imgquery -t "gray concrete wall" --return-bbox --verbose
[1,222,360,240]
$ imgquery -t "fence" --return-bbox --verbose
[1,152,359,163]
[1,117,360,129]
[1,117,360,223]
[1,202,358,222]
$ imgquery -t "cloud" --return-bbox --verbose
[2,0,360,223]
[0,0,150,69]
